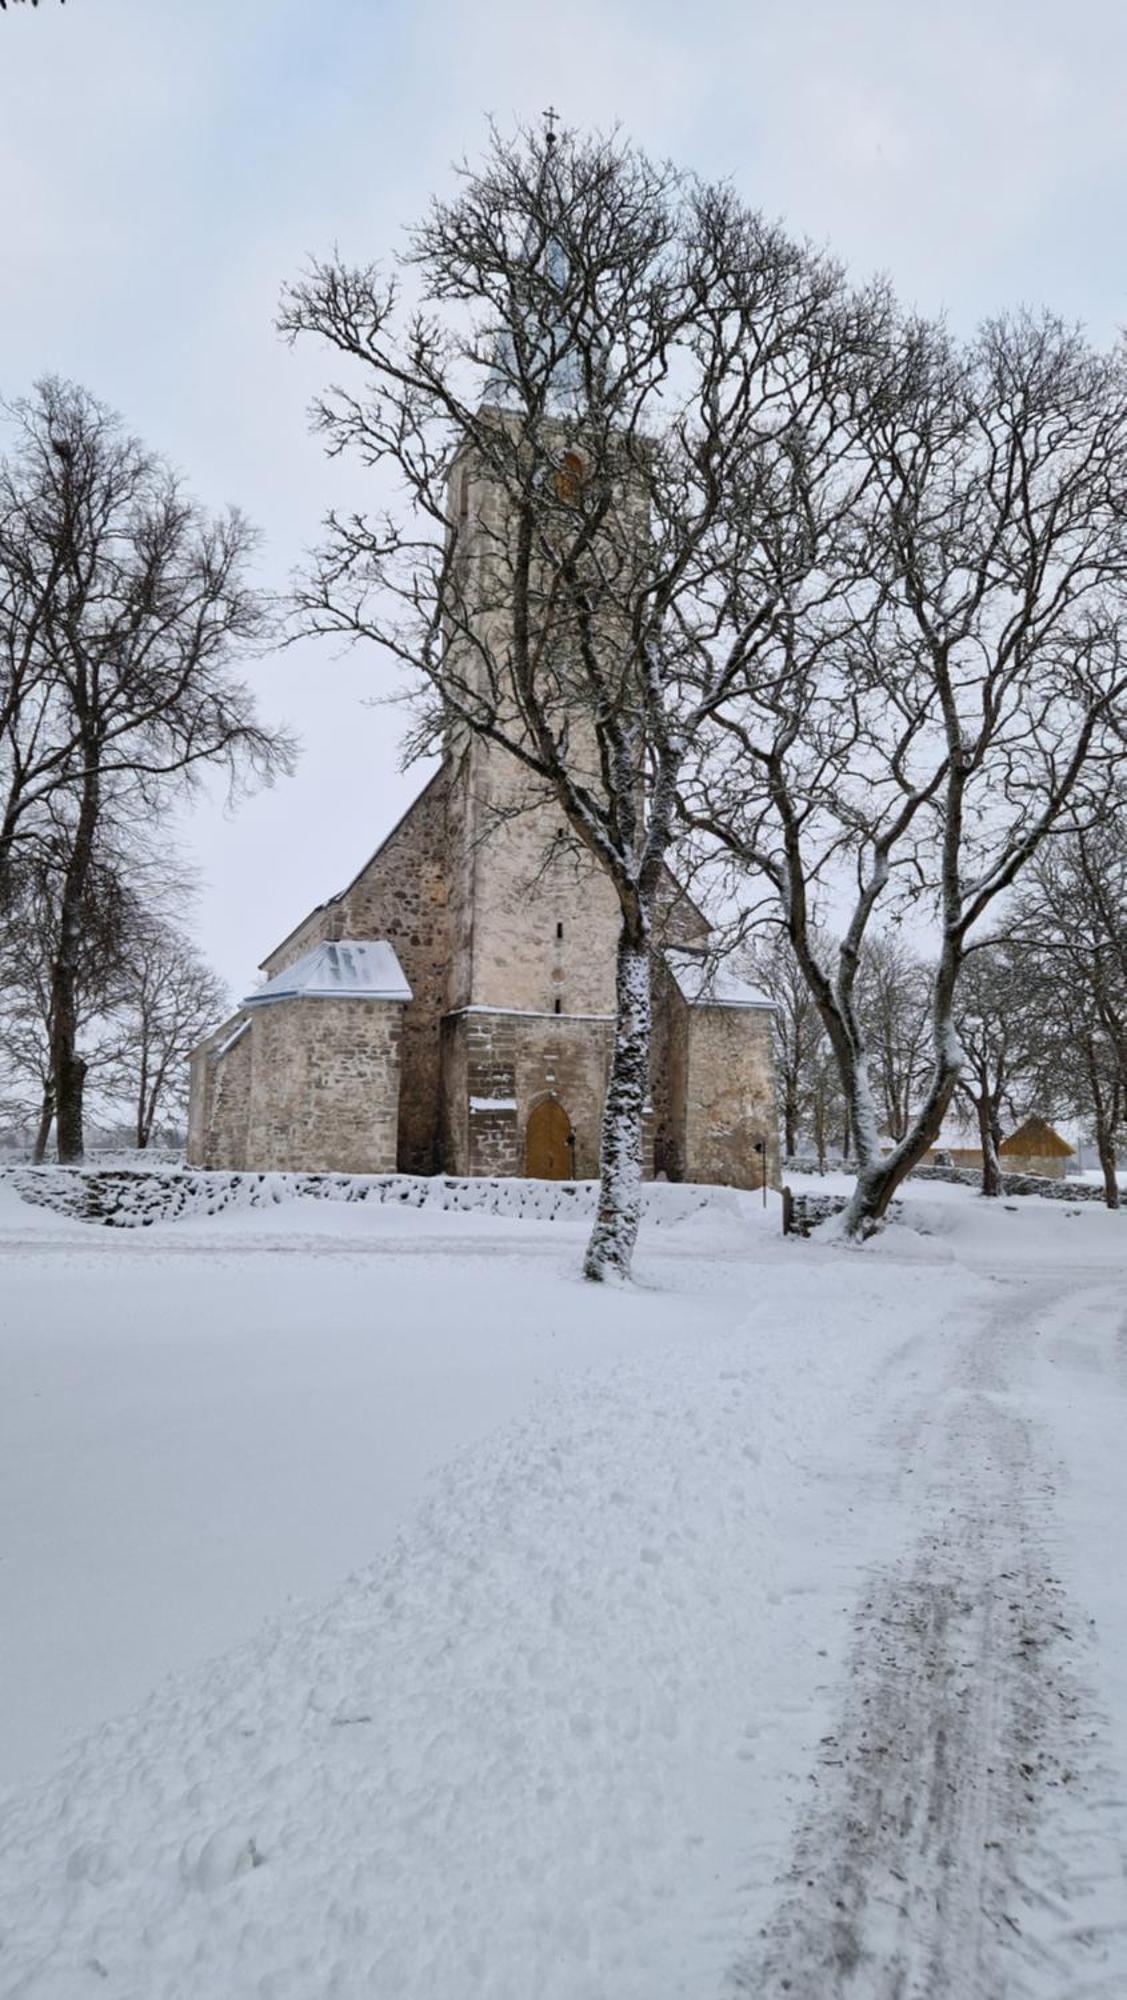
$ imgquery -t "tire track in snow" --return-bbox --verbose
[730,1282,1127,2000]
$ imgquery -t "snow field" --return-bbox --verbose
[2,1174,1127,1996]
[0,1177,758,1788]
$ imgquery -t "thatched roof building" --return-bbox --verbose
[999,1116,1074,1178]
[999,1116,1073,1159]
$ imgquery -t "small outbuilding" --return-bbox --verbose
[998,1116,1074,1181]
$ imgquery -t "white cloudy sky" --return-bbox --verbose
[2,0,1125,999]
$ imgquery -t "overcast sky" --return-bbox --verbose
[2,0,1125,1000]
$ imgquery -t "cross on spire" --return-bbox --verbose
[543,105,559,150]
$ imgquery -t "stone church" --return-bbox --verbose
[188,441,779,1190]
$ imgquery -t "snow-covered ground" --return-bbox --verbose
[1,1172,1125,1997]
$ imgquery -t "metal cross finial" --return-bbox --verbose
[543,105,559,149]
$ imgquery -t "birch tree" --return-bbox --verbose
[686,312,1127,1236]
[281,121,863,1279]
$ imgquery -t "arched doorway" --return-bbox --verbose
[525,1097,574,1180]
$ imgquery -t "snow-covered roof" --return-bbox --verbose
[664,950,774,1011]
[213,1018,251,1061]
[243,940,412,1009]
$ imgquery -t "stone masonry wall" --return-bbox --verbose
[450,741,622,1017]
[245,997,403,1174]
[443,1009,615,1178]
[187,1015,252,1170]
[998,1152,1068,1180]
[649,960,689,1180]
[205,1025,254,1169]
[442,440,623,1020]
[683,1003,779,1191]
[259,770,450,1175]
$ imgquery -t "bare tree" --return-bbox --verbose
[951,943,1042,1196]
[1009,826,1127,1207]
[749,926,832,1160]
[281,121,859,1279]
[855,934,931,1147]
[0,838,131,1159]
[0,380,293,1160]
[104,919,228,1149]
[685,311,1127,1236]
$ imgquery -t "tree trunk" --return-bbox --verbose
[1096,1120,1120,1210]
[135,1051,149,1150]
[838,1054,957,1238]
[31,1085,55,1164]
[48,762,99,1164]
[783,1092,797,1162]
[975,1092,1001,1197]
[583,920,650,1283]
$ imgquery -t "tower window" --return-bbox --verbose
[554,997,562,1014]
[556,921,564,941]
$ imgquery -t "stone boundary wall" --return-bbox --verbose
[4,1165,747,1232]
[783,1159,1116,1204]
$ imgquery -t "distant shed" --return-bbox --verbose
[999,1116,1074,1180]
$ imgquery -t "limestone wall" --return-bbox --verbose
[443,1009,615,1178]
[259,771,450,1175]
[447,743,621,1017]
[244,997,403,1174]
[442,437,626,1021]
[999,1152,1068,1181]
[682,1003,779,1190]
[649,959,688,1180]
[186,1014,252,1170]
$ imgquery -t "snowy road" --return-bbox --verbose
[1,1177,1126,1997]
[738,1259,1127,1998]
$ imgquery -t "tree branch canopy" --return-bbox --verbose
[283,120,875,1276]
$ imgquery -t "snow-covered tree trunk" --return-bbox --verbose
[975,1093,1001,1197]
[1096,1131,1120,1209]
[837,1013,960,1237]
[583,922,651,1282]
[1086,1047,1122,1211]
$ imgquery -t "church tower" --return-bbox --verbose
[438,432,625,1179]
[187,144,780,1190]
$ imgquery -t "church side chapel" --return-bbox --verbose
[189,219,780,1191]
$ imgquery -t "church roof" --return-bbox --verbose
[664,950,774,1011]
[243,940,412,1009]
[258,768,446,976]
